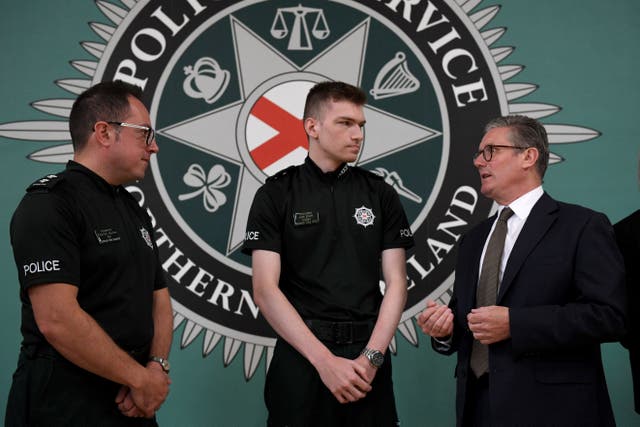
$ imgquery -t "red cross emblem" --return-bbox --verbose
[248,95,308,172]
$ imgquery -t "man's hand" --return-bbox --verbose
[116,362,170,418]
[128,365,171,418]
[417,300,454,338]
[314,354,372,404]
[467,305,510,344]
[355,354,378,384]
[115,386,145,418]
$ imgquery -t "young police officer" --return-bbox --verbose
[243,81,414,426]
[6,81,172,425]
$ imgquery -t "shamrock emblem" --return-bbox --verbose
[178,164,231,213]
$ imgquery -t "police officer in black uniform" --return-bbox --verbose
[243,81,414,426]
[6,81,172,426]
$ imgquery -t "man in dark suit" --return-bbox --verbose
[614,210,640,414]
[417,115,626,426]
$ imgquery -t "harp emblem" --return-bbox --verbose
[370,52,420,100]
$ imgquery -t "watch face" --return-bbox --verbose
[151,357,170,372]
[371,351,384,367]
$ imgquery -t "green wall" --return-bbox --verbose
[1,1,638,425]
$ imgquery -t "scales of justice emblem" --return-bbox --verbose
[0,0,599,380]
[270,4,330,50]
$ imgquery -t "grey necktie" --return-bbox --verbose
[470,206,514,378]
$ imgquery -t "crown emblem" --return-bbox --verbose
[183,57,230,104]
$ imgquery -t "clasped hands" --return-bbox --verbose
[315,353,377,405]
[115,362,171,418]
[417,300,510,344]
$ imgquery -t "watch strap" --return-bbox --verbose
[361,347,384,368]
[149,356,170,373]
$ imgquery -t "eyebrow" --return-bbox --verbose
[336,116,366,126]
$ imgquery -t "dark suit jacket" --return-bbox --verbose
[434,192,626,427]
[614,209,640,414]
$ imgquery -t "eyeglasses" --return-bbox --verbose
[473,144,528,162]
[107,121,155,146]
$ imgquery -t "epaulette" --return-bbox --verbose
[26,173,64,193]
[266,164,298,182]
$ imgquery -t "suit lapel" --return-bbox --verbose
[497,193,559,303]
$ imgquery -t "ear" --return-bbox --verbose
[93,121,115,147]
[521,147,539,170]
[304,117,319,140]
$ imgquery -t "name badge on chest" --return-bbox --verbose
[94,228,121,244]
[293,211,320,226]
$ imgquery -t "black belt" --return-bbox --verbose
[304,319,375,344]
[21,341,151,365]
[21,342,61,360]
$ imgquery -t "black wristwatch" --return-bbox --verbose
[361,348,384,368]
[149,356,170,373]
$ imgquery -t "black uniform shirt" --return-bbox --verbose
[10,161,166,351]
[243,157,414,321]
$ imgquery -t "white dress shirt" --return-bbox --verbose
[432,186,544,348]
[479,186,544,286]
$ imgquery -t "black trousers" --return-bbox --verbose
[462,373,491,427]
[265,339,399,427]
[5,346,158,427]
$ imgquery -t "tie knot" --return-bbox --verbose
[498,207,514,222]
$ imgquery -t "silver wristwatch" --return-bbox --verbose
[361,347,384,368]
[149,356,170,373]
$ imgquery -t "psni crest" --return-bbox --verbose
[0,0,599,380]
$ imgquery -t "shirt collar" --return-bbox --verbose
[66,160,122,196]
[304,156,349,181]
[500,185,544,221]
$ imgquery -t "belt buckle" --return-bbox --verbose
[333,322,353,344]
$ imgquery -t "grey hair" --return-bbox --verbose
[485,115,550,178]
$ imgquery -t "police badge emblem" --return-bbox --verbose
[354,206,375,228]
[140,227,154,249]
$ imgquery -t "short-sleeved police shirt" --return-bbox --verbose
[243,157,414,321]
[10,161,166,351]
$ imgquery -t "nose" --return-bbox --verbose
[352,125,364,141]
[147,138,159,154]
[473,151,485,168]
